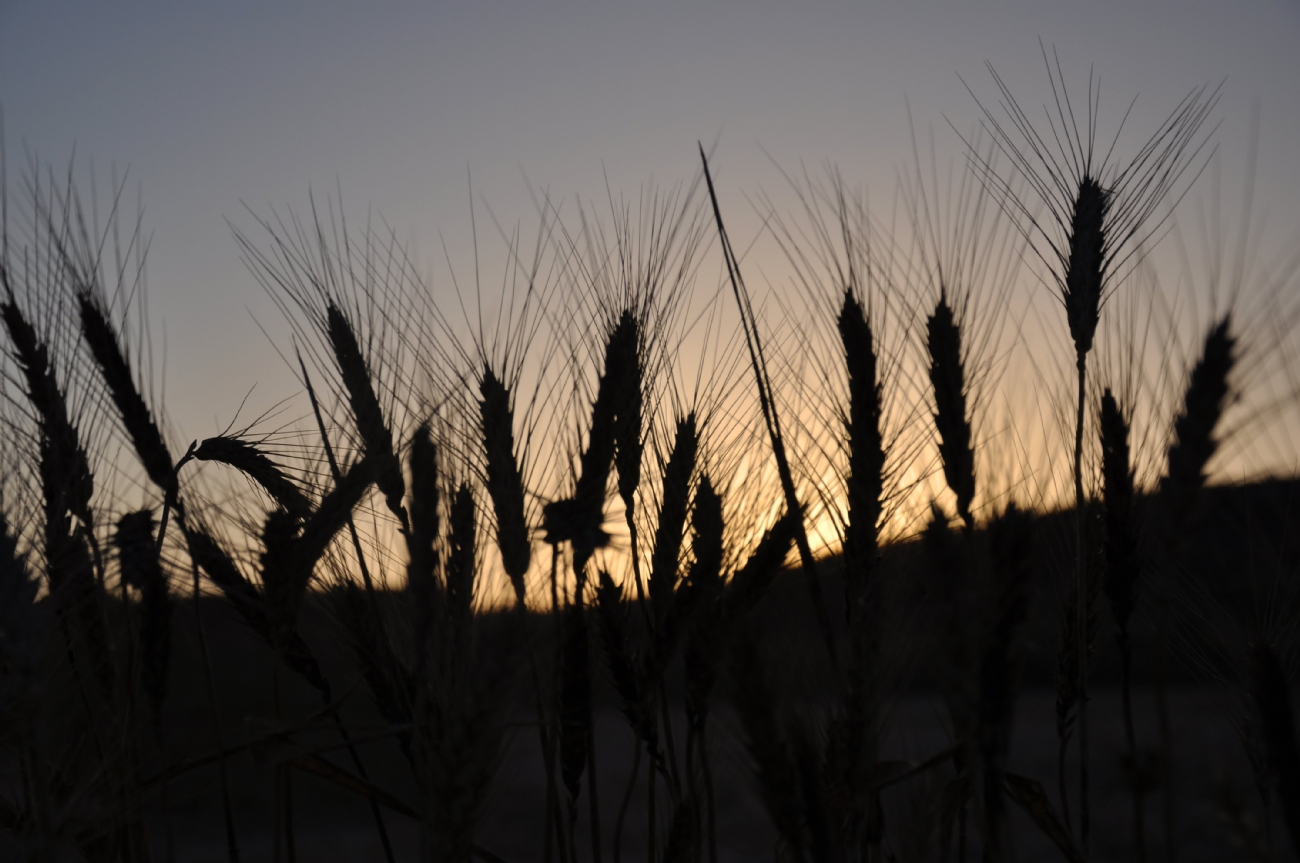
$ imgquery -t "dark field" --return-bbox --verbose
[21,479,1293,862]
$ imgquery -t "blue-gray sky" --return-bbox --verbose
[3,0,1299,468]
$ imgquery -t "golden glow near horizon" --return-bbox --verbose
[5,3,1299,610]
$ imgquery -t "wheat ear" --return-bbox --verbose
[77,294,174,494]
[193,435,310,517]
[480,368,530,605]
[649,414,698,626]
[926,296,975,532]
[1154,315,1236,859]
[1099,389,1147,857]
[325,301,407,531]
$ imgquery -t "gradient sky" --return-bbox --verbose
[3,1,1299,464]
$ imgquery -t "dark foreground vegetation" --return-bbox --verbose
[2,56,1299,863]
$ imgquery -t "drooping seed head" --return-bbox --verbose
[193,435,310,517]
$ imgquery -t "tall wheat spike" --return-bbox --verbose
[480,368,530,605]
[1154,315,1236,859]
[1099,389,1147,857]
[77,294,175,496]
[545,313,635,583]
[649,414,698,626]
[408,422,441,641]
[445,482,477,662]
[927,296,975,532]
[612,309,644,567]
[965,59,1220,854]
[1,297,95,538]
[839,289,884,610]
[326,301,407,531]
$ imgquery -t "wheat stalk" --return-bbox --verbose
[979,503,1035,862]
[1252,642,1300,855]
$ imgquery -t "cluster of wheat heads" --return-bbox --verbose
[3,63,1300,863]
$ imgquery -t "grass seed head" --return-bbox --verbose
[612,310,644,515]
[407,423,441,601]
[927,296,975,530]
[650,413,698,623]
[445,481,477,641]
[688,473,724,591]
[1099,390,1139,635]
[259,507,304,632]
[479,369,530,604]
[1064,176,1110,358]
[296,455,375,581]
[2,300,95,530]
[570,312,638,577]
[724,509,799,619]
[78,294,175,495]
[193,435,310,517]
[325,302,405,527]
[839,289,885,621]
[1162,315,1236,522]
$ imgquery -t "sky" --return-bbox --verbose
[3,1,1299,502]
